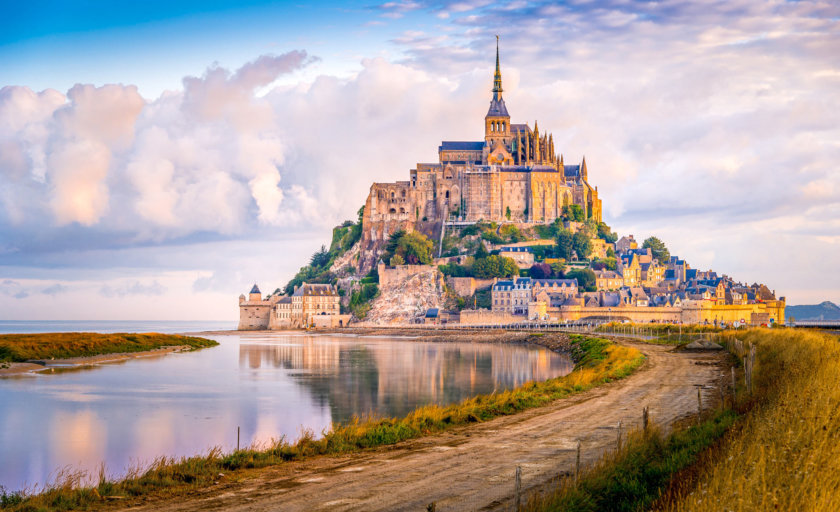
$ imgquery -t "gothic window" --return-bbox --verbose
[391,192,395,199]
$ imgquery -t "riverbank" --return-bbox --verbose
[0,333,218,376]
[81,336,719,512]
[0,332,644,511]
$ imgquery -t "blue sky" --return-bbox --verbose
[1,0,839,319]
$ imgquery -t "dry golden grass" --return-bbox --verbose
[657,328,840,512]
[0,332,217,362]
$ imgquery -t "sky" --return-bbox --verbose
[1,0,838,321]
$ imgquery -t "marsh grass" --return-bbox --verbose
[0,333,217,362]
[525,328,840,512]
[0,334,644,511]
[655,328,840,512]
[522,411,738,512]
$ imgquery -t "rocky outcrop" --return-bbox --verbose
[361,268,449,325]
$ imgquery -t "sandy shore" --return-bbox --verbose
[0,345,194,376]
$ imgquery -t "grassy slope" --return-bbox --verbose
[0,334,644,511]
[657,328,840,512]
[527,328,840,512]
[0,333,218,362]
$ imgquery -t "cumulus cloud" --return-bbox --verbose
[0,51,314,244]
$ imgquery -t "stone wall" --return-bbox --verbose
[447,277,476,297]
[378,263,437,289]
[238,303,272,330]
[460,309,521,325]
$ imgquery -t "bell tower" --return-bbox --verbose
[485,36,511,149]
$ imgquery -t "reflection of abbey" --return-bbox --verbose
[361,40,602,244]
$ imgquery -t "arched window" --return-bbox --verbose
[401,190,406,198]
[389,208,396,214]
[445,190,450,199]
[399,207,405,213]
[391,192,395,199]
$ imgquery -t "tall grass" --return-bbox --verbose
[0,334,644,511]
[0,333,217,362]
[523,411,738,512]
[525,328,840,512]
[657,328,840,511]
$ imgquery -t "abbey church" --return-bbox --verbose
[361,40,602,244]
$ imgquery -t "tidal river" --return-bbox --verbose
[0,332,573,492]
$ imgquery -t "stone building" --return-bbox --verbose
[237,284,273,330]
[238,282,349,330]
[361,39,602,247]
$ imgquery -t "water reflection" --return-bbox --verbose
[237,336,573,423]
[0,334,572,492]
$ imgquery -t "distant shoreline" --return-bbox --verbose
[0,332,218,376]
[0,345,195,376]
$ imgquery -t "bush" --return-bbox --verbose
[472,255,519,278]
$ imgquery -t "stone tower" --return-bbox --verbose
[484,36,511,149]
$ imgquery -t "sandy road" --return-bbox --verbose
[114,339,726,512]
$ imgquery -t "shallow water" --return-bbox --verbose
[0,332,572,491]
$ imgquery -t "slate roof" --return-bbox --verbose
[533,278,578,288]
[425,308,439,318]
[486,97,510,117]
[563,165,581,178]
[440,141,485,152]
[250,284,261,294]
[510,123,530,133]
[292,283,337,297]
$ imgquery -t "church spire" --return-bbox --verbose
[493,35,503,100]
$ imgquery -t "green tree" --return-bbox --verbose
[505,206,512,220]
[643,236,671,263]
[310,245,330,269]
[390,254,405,266]
[572,231,592,260]
[472,255,518,278]
[597,222,618,243]
[475,241,489,259]
[397,231,434,264]
[556,229,574,260]
[550,260,566,278]
[566,268,596,292]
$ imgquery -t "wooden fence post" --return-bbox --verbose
[575,442,581,482]
[643,406,649,432]
[697,386,702,414]
[616,420,622,451]
[731,367,736,395]
[514,466,521,511]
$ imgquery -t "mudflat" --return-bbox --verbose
[108,338,725,512]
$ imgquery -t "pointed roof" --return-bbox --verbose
[250,283,261,294]
[486,36,509,118]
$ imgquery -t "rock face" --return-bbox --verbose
[684,339,724,350]
[362,268,448,325]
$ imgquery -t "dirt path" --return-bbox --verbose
[113,340,726,512]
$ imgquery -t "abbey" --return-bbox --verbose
[361,40,602,245]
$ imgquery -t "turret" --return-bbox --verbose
[485,36,510,145]
[249,283,262,302]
